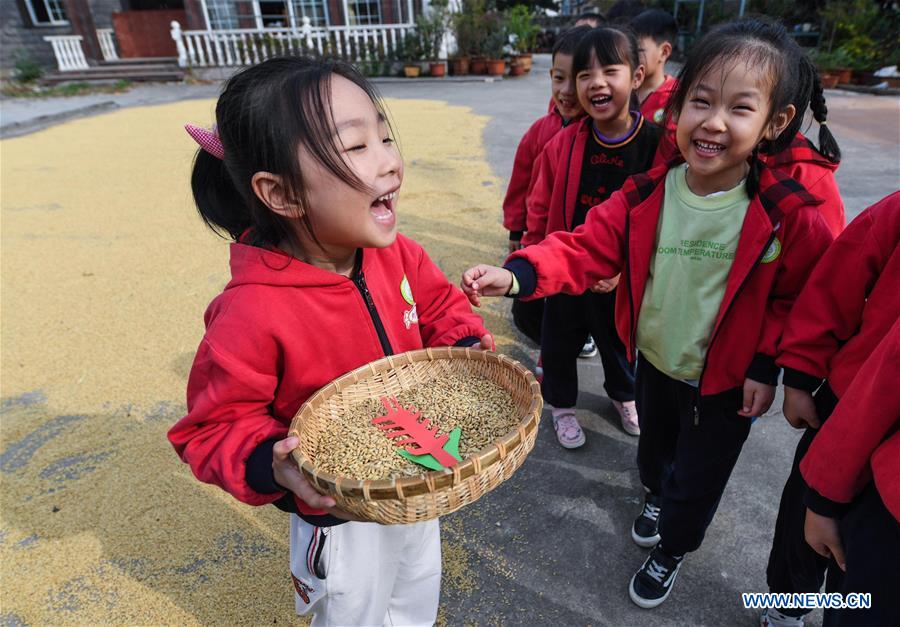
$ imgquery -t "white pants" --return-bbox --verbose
[290,515,441,627]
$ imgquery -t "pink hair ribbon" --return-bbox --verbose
[185,123,225,160]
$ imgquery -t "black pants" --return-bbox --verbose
[766,384,839,617]
[636,357,752,556]
[511,298,544,345]
[540,290,634,408]
[823,483,900,627]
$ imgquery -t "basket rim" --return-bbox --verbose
[288,346,542,500]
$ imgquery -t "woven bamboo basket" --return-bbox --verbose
[289,347,542,524]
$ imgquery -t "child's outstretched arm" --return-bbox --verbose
[401,235,493,349]
[461,265,515,307]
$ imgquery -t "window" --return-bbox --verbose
[23,0,68,26]
[292,0,328,27]
[348,0,381,25]
[205,0,239,28]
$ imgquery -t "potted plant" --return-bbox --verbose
[483,10,508,76]
[505,5,539,72]
[811,48,853,87]
[508,61,526,77]
[398,32,423,78]
[416,0,450,77]
[454,0,487,74]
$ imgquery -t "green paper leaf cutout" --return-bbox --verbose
[396,427,462,471]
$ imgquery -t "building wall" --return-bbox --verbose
[2,0,73,72]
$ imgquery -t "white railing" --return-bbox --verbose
[43,35,89,71]
[97,28,119,61]
[170,19,415,68]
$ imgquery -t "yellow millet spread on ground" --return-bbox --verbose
[1,96,515,624]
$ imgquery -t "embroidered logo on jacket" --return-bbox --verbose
[653,108,665,125]
[761,238,782,264]
[291,572,314,603]
[400,275,418,329]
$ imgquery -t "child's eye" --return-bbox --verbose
[348,144,366,152]
[383,137,394,144]
[690,98,709,108]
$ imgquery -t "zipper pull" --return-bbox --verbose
[693,404,699,427]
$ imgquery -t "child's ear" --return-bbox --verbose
[661,41,673,62]
[632,64,646,89]
[765,104,797,142]
[252,171,304,218]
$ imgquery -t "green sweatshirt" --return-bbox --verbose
[636,163,750,380]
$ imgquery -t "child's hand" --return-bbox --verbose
[782,386,821,429]
[589,274,620,293]
[272,436,367,522]
[460,265,513,307]
[479,333,496,351]
[738,378,775,417]
[804,508,846,571]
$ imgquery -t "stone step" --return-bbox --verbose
[42,67,184,84]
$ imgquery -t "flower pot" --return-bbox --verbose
[819,72,839,89]
[450,57,470,75]
[487,59,506,76]
[515,53,533,72]
[403,64,421,78]
[835,68,852,84]
[851,70,878,86]
[509,62,526,77]
[470,58,487,75]
[429,62,446,77]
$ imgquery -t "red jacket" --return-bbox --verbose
[507,161,834,396]
[801,318,900,522]
[522,116,666,247]
[761,133,845,237]
[502,108,573,237]
[640,75,677,130]
[778,192,900,398]
[167,234,487,512]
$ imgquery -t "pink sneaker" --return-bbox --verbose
[552,410,585,449]
[613,400,640,436]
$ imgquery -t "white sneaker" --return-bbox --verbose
[760,608,806,627]
[579,337,598,358]
[612,399,640,436]
[552,410,585,449]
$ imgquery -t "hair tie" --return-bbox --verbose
[185,123,224,160]
[819,121,827,126]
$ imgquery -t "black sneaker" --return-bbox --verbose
[631,492,662,547]
[629,545,684,609]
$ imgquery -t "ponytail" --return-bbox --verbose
[190,149,253,240]
[809,68,841,163]
[747,145,762,198]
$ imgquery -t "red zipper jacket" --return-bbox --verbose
[761,133,845,237]
[507,160,834,396]
[801,317,900,521]
[503,108,575,239]
[522,116,666,247]
[778,192,900,398]
[167,234,487,514]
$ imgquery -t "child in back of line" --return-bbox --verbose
[461,17,835,608]
[504,25,591,348]
[523,27,665,446]
[761,192,899,627]
[167,57,491,627]
[630,8,678,129]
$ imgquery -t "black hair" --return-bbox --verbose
[572,12,606,28]
[630,8,677,46]
[552,25,593,60]
[190,56,395,250]
[607,0,646,24]
[572,26,640,76]
[666,17,840,195]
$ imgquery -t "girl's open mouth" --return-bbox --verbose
[693,140,726,156]
[590,94,612,109]
[370,190,397,226]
